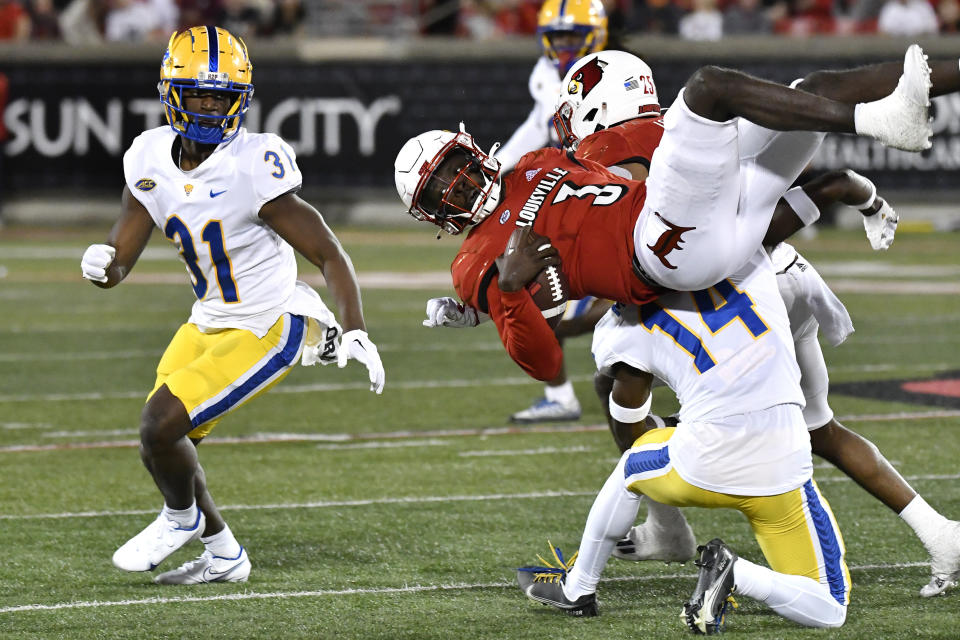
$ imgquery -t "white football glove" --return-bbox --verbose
[80,244,116,283]
[337,329,385,394]
[862,197,898,251]
[423,297,487,328]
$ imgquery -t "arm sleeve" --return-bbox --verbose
[485,278,563,382]
[122,135,155,215]
[494,59,559,171]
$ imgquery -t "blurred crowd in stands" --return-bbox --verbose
[447,0,957,38]
[0,0,956,44]
[0,0,306,43]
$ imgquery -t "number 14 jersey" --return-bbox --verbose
[593,249,804,425]
[593,250,809,495]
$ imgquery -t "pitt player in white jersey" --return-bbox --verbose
[494,0,607,172]
[80,26,385,585]
[519,251,851,632]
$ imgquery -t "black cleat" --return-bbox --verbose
[517,567,598,617]
[682,538,739,635]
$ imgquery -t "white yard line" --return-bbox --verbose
[0,490,596,521]
[827,279,960,295]
[0,561,930,615]
[0,342,506,363]
[459,445,595,457]
[6,246,960,278]
[2,409,959,453]
[0,374,565,403]
[5,467,960,522]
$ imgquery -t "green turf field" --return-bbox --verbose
[1,226,958,639]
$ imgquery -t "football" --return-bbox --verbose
[526,264,570,330]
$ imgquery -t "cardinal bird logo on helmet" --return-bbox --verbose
[568,58,607,98]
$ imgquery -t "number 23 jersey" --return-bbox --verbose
[124,126,303,337]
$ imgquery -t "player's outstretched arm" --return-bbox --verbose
[81,186,155,288]
[763,169,897,250]
[260,192,384,393]
[261,192,366,331]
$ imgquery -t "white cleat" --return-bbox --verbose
[154,547,251,585]
[612,520,698,564]
[855,44,932,152]
[509,397,581,424]
[920,520,960,597]
[112,510,205,572]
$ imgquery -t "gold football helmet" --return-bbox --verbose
[158,26,254,144]
[537,0,608,75]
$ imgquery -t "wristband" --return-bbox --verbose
[783,186,821,227]
[846,175,877,211]
[647,414,666,429]
[609,392,652,424]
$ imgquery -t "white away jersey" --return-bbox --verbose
[494,56,562,171]
[592,250,810,494]
[124,126,331,338]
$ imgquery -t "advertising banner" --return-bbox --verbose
[4,57,959,197]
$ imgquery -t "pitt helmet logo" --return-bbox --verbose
[183,184,194,196]
[568,58,607,98]
[647,212,696,270]
[135,178,156,192]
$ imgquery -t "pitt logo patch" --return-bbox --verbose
[499,209,511,224]
[183,184,194,196]
[646,212,696,270]
[568,58,607,98]
[135,178,156,192]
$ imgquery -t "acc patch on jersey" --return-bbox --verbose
[134,178,156,192]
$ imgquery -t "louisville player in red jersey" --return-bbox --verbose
[398,45,934,382]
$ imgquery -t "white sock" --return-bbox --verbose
[900,495,949,549]
[162,502,199,528]
[563,456,641,601]
[734,558,846,628]
[642,495,689,532]
[853,96,902,142]
[201,522,243,558]
[545,380,577,405]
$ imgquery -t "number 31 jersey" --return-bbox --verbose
[124,126,305,337]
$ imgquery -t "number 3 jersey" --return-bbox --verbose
[450,147,659,382]
[592,250,809,494]
[124,126,336,338]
